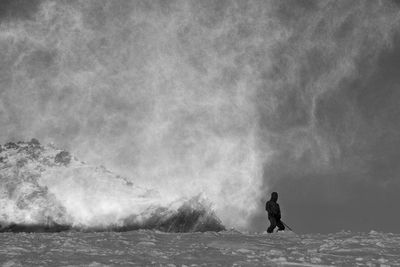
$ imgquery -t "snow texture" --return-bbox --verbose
[0,230,399,266]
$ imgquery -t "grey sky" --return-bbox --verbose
[1,0,400,233]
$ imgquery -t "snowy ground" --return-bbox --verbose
[0,230,399,266]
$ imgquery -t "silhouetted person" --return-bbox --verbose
[265,192,285,233]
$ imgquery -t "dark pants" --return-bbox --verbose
[267,216,285,233]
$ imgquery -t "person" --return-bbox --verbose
[265,192,285,233]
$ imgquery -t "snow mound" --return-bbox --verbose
[0,140,225,232]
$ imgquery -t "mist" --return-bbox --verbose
[1,0,400,233]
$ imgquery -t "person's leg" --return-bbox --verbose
[276,219,285,231]
[267,217,277,233]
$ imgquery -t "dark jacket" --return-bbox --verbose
[265,194,281,219]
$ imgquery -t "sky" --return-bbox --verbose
[1,0,400,234]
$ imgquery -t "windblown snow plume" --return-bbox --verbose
[3,0,400,233]
[0,140,224,232]
[0,0,265,231]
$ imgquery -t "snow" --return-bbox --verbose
[0,141,224,232]
[1,143,399,265]
[0,230,399,266]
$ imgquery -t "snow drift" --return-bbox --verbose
[0,139,224,232]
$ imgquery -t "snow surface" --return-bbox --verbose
[0,230,399,266]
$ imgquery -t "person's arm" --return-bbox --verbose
[267,203,280,217]
[276,204,281,219]
[266,202,276,216]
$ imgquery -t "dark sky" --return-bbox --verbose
[1,0,400,233]
[0,0,42,22]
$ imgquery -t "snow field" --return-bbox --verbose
[0,230,399,266]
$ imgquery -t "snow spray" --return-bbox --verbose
[1,1,400,233]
